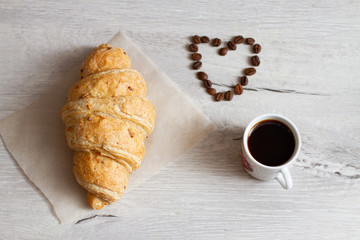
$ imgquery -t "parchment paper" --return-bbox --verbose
[0,32,215,224]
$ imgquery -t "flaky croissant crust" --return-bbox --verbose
[61,44,155,209]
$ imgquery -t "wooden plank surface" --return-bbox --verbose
[0,0,359,239]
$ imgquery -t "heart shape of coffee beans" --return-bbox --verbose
[188,35,261,101]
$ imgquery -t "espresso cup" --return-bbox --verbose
[241,114,301,189]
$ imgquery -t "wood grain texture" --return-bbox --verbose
[0,0,359,239]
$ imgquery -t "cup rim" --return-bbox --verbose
[242,113,301,169]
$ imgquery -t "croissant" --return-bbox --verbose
[61,44,156,209]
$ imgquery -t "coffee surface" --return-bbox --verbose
[248,120,295,166]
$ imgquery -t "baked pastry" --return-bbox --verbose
[61,44,156,209]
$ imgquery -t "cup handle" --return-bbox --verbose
[276,167,293,189]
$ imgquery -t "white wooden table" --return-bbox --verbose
[1,1,359,239]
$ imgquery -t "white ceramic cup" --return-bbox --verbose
[241,114,301,189]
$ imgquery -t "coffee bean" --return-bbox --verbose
[219,48,228,56]
[203,80,212,88]
[193,61,202,70]
[245,38,255,45]
[215,92,224,101]
[225,91,234,101]
[244,67,256,76]
[191,53,202,61]
[212,38,221,47]
[251,55,260,66]
[189,43,198,52]
[201,36,210,43]
[227,41,237,50]
[207,88,216,95]
[193,35,201,44]
[240,76,248,86]
[253,44,261,54]
[234,84,243,95]
[197,71,208,80]
[234,35,244,44]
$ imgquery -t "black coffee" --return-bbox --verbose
[248,120,295,166]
